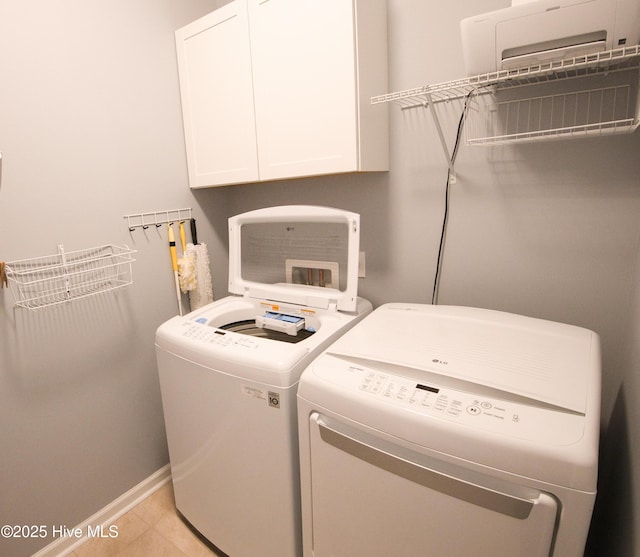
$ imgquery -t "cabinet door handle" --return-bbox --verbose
[316,419,536,520]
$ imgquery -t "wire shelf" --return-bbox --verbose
[5,244,136,310]
[370,45,640,171]
[371,45,640,109]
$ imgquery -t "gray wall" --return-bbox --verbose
[210,1,640,555]
[1,0,639,556]
[0,1,227,556]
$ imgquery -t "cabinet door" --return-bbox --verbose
[248,0,359,181]
[175,2,259,187]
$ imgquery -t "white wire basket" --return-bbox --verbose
[5,244,136,310]
[465,80,639,145]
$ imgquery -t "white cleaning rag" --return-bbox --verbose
[178,243,197,293]
[188,243,214,310]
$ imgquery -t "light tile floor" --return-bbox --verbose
[69,482,224,557]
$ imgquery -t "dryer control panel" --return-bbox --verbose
[360,370,515,423]
[311,356,587,446]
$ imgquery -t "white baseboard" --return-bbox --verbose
[32,464,172,557]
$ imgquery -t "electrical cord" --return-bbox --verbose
[431,92,474,305]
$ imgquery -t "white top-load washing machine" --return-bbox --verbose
[155,206,372,557]
[297,303,601,557]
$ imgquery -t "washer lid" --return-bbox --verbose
[326,304,601,414]
[228,206,361,312]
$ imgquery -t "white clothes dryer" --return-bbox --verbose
[155,206,372,557]
[297,303,601,557]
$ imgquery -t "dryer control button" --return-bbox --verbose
[466,405,481,416]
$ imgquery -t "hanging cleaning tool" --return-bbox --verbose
[190,218,198,245]
[187,218,214,310]
[178,221,197,294]
[167,223,183,316]
[189,243,213,310]
[0,261,7,288]
[179,220,187,253]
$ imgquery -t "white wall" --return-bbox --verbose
[0,2,228,556]
[1,0,640,556]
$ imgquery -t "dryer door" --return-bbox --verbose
[307,414,558,557]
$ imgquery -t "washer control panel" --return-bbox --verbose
[178,321,259,349]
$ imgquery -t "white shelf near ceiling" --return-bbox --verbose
[372,45,640,175]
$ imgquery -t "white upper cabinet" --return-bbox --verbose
[176,0,388,188]
[175,2,259,187]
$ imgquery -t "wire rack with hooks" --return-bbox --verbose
[124,208,193,231]
[4,244,136,310]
